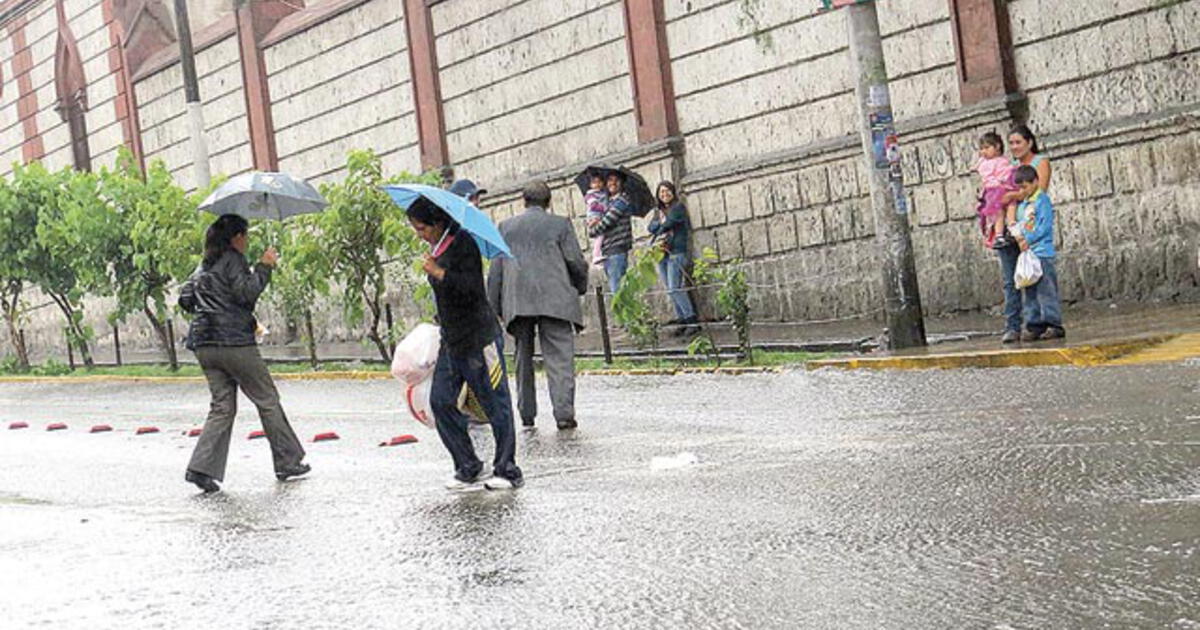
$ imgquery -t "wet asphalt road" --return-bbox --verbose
[1,365,1199,629]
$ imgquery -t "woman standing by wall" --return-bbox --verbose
[649,181,698,337]
[997,125,1053,344]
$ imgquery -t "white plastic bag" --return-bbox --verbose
[1014,250,1043,289]
[391,323,441,385]
[405,379,435,429]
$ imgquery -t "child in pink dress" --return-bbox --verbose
[974,132,1016,249]
[584,173,608,267]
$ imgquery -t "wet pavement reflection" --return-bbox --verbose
[2,365,1199,628]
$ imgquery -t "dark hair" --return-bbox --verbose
[203,214,249,265]
[523,180,552,208]
[656,181,678,210]
[1009,124,1040,154]
[979,132,1004,150]
[407,197,458,234]
[1014,165,1039,185]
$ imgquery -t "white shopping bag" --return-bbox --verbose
[1014,250,1043,289]
[390,323,441,385]
[405,378,435,429]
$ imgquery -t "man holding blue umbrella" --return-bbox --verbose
[384,184,522,491]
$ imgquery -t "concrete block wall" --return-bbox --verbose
[20,1,66,170]
[265,0,421,185]
[135,34,251,192]
[0,16,23,175]
[432,0,638,188]
[671,0,967,322]
[1006,0,1200,304]
[72,0,129,170]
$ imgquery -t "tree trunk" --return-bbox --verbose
[49,293,93,368]
[364,282,389,362]
[1,287,30,370]
[304,309,318,368]
[143,305,173,361]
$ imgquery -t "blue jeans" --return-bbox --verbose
[997,244,1023,334]
[1022,255,1064,334]
[657,253,696,321]
[429,337,521,482]
[604,252,629,295]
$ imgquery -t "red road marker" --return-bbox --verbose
[46,423,67,431]
[187,428,203,438]
[9,422,28,430]
[135,426,160,435]
[313,431,339,442]
[89,425,113,433]
[379,434,418,447]
[247,430,266,440]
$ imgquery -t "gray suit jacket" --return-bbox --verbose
[488,206,590,332]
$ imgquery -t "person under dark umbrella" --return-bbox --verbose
[179,214,310,494]
[588,172,635,294]
[450,179,487,206]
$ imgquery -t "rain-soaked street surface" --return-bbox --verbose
[2,366,1199,629]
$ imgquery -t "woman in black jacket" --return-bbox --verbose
[178,214,309,493]
[408,197,523,491]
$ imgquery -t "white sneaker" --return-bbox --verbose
[484,476,523,490]
[445,468,491,493]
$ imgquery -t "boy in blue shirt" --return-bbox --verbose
[1011,165,1066,341]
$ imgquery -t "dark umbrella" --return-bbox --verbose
[573,164,654,217]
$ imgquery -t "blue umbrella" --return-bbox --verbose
[198,172,327,221]
[382,184,512,259]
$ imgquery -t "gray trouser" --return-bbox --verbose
[510,316,576,423]
[187,345,306,481]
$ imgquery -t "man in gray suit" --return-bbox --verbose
[488,181,590,430]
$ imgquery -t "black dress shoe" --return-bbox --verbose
[276,462,311,482]
[521,417,536,427]
[556,418,578,430]
[185,470,220,494]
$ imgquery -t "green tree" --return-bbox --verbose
[692,248,753,364]
[10,163,100,366]
[261,217,330,367]
[97,149,206,360]
[611,247,665,352]
[317,149,435,361]
[0,176,34,369]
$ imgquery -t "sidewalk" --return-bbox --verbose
[807,302,1200,370]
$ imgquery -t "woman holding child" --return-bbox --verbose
[992,125,1064,344]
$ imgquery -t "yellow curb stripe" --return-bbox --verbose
[805,335,1176,371]
[1104,332,1200,366]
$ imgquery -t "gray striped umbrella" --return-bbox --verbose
[198,171,327,221]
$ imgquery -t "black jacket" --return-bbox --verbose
[179,250,272,349]
[429,233,500,357]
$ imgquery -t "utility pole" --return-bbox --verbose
[837,0,926,349]
[173,0,211,189]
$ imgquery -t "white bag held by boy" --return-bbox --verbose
[390,323,441,385]
[1014,250,1043,289]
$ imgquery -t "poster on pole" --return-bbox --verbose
[820,0,871,10]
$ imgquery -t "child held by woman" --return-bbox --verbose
[974,132,1016,249]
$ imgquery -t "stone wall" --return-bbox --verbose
[135,33,251,192]
[432,0,638,188]
[1006,0,1200,304]
[264,0,421,184]
[0,0,128,176]
[0,8,25,174]
[668,0,975,322]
